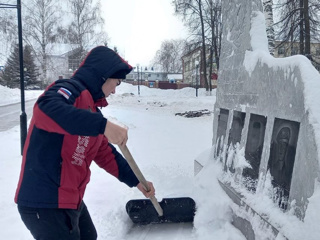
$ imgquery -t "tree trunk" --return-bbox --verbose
[198,0,209,91]
[214,5,221,70]
[303,0,310,56]
[209,0,214,92]
[263,0,275,55]
[299,0,304,54]
[41,20,47,87]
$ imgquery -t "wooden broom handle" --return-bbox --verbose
[118,145,164,216]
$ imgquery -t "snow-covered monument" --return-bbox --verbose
[195,0,320,239]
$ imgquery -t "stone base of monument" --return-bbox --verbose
[194,160,287,240]
[218,180,287,240]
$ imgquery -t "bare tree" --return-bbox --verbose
[0,4,17,66]
[65,0,108,60]
[204,0,222,82]
[153,39,187,73]
[173,0,222,91]
[274,0,320,59]
[174,0,210,90]
[23,0,62,86]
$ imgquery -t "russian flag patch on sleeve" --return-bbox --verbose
[57,87,72,99]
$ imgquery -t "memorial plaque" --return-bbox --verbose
[215,109,229,161]
[227,111,246,172]
[243,114,267,190]
[268,118,300,209]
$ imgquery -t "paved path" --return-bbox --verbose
[0,99,36,132]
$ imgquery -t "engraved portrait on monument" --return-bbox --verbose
[228,111,246,146]
[268,118,300,209]
[226,111,246,172]
[215,109,229,161]
[243,114,267,190]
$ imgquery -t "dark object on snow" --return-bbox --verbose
[118,145,196,225]
[126,197,196,224]
[175,109,211,118]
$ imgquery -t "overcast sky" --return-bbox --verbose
[100,0,188,68]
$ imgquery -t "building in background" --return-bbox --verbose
[42,44,82,85]
[274,40,320,71]
[182,46,218,89]
[125,70,189,89]
[167,73,183,83]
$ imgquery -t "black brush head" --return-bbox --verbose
[126,197,196,224]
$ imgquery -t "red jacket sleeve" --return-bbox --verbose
[94,137,139,187]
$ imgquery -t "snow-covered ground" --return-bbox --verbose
[0,83,245,240]
[1,82,319,239]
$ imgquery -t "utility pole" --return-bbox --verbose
[137,65,140,95]
[0,1,27,155]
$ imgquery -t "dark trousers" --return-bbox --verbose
[18,202,97,240]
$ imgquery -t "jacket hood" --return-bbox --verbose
[72,46,132,101]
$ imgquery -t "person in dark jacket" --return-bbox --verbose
[14,46,155,240]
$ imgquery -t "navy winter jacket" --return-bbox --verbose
[15,46,138,209]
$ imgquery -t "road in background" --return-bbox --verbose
[0,99,36,131]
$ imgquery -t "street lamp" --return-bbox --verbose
[195,60,199,97]
[0,0,26,154]
[136,65,140,95]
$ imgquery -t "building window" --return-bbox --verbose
[278,47,285,55]
[68,49,82,72]
[291,47,298,55]
[68,58,81,72]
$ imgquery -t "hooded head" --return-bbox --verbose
[72,46,132,101]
